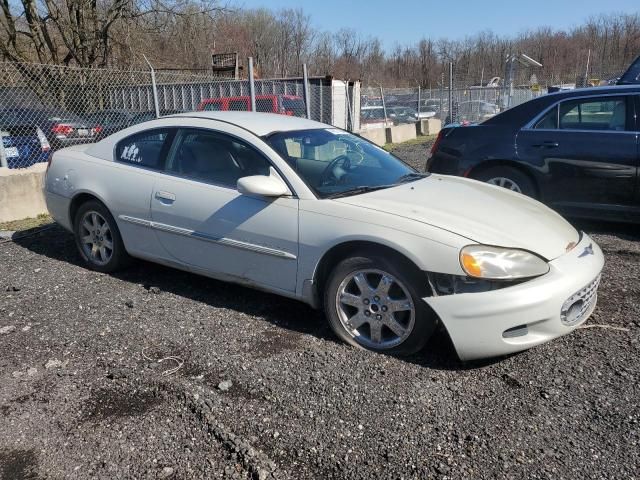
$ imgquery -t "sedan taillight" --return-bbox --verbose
[36,127,51,152]
[429,130,444,159]
[51,123,73,137]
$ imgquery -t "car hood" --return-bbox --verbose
[334,175,579,260]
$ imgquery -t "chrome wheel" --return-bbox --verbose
[79,211,114,266]
[335,269,415,349]
[486,177,522,193]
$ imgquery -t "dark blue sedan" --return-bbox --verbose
[1,123,51,169]
[427,85,640,223]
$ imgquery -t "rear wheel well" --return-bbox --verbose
[69,193,104,225]
[312,241,423,307]
[467,161,540,198]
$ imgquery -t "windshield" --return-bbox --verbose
[265,128,424,198]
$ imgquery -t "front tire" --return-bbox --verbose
[73,200,131,273]
[324,253,436,356]
[474,166,537,198]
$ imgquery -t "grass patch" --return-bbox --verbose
[384,134,437,151]
[0,213,52,232]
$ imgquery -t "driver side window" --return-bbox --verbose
[166,129,271,188]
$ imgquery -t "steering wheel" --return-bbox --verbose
[320,155,353,186]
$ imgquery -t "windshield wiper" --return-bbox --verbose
[395,172,429,184]
[326,185,393,199]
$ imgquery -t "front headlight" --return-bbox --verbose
[460,245,549,280]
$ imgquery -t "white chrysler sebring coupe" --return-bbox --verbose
[44,112,604,360]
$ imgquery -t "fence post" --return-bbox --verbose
[319,83,324,123]
[344,81,353,131]
[302,63,311,119]
[143,55,160,119]
[248,57,256,112]
[417,85,421,118]
[380,86,388,125]
[439,71,444,121]
[506,55,515,109]
[448,62,454,123]
[0,133,7,168]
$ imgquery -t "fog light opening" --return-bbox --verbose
[564,299,585,325]
[502,324,529,339]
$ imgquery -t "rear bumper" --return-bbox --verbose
[45,190,73,231]
[424,233,604,361]
[426,153,462,175]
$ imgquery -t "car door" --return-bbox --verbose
[110,128,174,259]
[150,127,299,293]
[634,95,640,211]
[516,94,638,216]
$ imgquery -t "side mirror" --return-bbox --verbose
[237,168,291,197]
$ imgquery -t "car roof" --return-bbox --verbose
[483,84,640,128]
[168,111,327,135]
[545,84,640,98]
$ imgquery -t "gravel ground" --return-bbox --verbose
[389,138,434,172]
[1,143,639,479]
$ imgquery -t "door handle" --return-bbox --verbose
[155,191,176,203]
[532,141,559,149]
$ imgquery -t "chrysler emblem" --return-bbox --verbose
[578,243,594,258]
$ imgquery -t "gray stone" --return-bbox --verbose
[217,380,233,392]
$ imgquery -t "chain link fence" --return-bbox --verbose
[0,61,358,169]
[1,59,630,170]
[361,65,627,129]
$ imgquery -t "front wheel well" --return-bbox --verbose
[466,161,540,198]
[312,241,423,307]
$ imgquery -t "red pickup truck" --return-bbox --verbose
[197,94,306,117]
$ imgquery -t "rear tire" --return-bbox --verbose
[73,200,131,273]
[324,253,436,356]
[474,166,537,198]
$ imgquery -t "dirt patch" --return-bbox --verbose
[252,329,301,359]
[81,388,162,423]
[0,449,39,480]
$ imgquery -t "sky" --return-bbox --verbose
[236,0,640,50]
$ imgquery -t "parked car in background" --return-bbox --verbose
[427,85,640,223]
[198,94,306,117]
[0,120,50,169]
[87,109,190,140]
[45,111,603,361]
[128,110,188,126]
[85,110,137,139]
[387,106,435,124]
[456,100,500,122]
[420,99,441,116]
[0,108,98,150]
[360,106,392,130]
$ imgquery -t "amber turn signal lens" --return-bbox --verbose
[461,252,482,277]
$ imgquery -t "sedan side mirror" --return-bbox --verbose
[237,167,291,197]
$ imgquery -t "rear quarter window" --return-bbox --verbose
[115,129,169,170]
